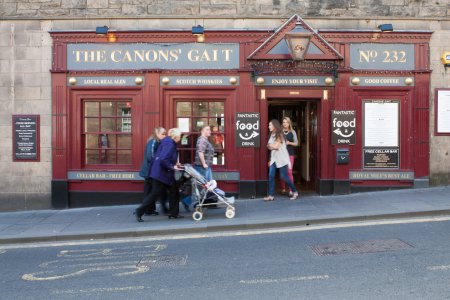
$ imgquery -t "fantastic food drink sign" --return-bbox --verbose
[67,43,239,70]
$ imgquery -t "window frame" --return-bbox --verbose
[82,99,133,167]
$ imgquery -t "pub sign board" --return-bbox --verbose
[363,148,399,169]
[331,110,356,145]
[235,113,260,147]
[13,115,40,162]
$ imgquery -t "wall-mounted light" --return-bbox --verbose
[95,26,109,35]
[192,25,205,43]
[377,24,393,32]
[107,33,117,42]
[441,52,450,67]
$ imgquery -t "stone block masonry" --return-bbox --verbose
[0,0,449,18]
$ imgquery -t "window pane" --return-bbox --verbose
[179,133,199,149]
[117,134,132,149]
[177,118,190,132]
[192,118,208,132]
[210,102,224,115]
[85,102,99,117]
[101,102,115,116]
[177,102,191,117]
[85,134,99,149]
[178,150,193,165]
[101,118,115,132]
[103,150,117,164]
[85,118,99,133]
[193,102,208,116]
[86,149,100,164]
[117,150,132,164]
[117,102,131,116]
[117,118,132,133]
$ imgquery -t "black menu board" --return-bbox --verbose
[13,115,40,161]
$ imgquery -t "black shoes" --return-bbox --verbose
[168,214,184,219]
[144,211,159,216]
[134,211,144,222]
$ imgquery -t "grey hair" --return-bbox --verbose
[168,128,181,139]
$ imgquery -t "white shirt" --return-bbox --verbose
[268,134,291,168]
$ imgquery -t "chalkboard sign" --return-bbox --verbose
[13,115,40,161]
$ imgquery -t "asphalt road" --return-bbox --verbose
[1,219,450,300]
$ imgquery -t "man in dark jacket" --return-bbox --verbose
[135,128,183,222]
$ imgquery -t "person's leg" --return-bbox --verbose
[287,155,295,192]
[136,179,165,217]
[159,187,169,214]
[143,178,157,214]
[167,183,180,216]
[267,163,277,197]
[205,167,213,182]
[194,166,207,179]
[279,165,297,193]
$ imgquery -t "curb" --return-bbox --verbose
[2,209,450,245]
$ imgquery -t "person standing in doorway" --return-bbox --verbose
[280,117,299,197]
[210,125,224,165]
[135,128,184,222]
[264,119,299,201]
[138,127,167,216]
[195,125,215,181]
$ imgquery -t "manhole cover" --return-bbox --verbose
[137,255,188,268]
[310,239,413,256]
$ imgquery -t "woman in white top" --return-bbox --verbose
[264,119,299,201]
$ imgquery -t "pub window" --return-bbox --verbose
[176,101,225,166]
[83,100,132,165]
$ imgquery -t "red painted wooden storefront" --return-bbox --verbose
[50,16,431,208]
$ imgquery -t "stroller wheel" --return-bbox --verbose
[225,207,235,219]
[192,211,203,221]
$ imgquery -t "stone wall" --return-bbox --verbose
[0,20,53,210]
[0,0,449,19]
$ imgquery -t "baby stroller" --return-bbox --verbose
[180,164,235,221]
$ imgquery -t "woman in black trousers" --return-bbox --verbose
[135,128,184,222]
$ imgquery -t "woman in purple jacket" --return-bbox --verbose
[135,128,183,222]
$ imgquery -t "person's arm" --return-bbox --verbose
[288,131,299,147]
[159,143,176,170]
[197,139,208,168]
[198,152,208,168]
[267,139,281,150]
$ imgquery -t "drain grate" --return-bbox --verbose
[137,255,188,268]
[310,239,413,256]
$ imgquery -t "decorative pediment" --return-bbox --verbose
[248,15,343,61]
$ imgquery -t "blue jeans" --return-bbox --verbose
[268,163,297,196]
[195,166,213,182]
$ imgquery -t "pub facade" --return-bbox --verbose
[48,15,432,208]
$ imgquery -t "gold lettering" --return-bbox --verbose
[169,49,179,61]
[158,50,169,62]
[188,49,199,62]
[222,49,232,61]
[134,50,145,62]
[122,51,132,62]
[111,50,121,62]
[145,50,158,62]
[73,50,82,62]
[359,50,377,63]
